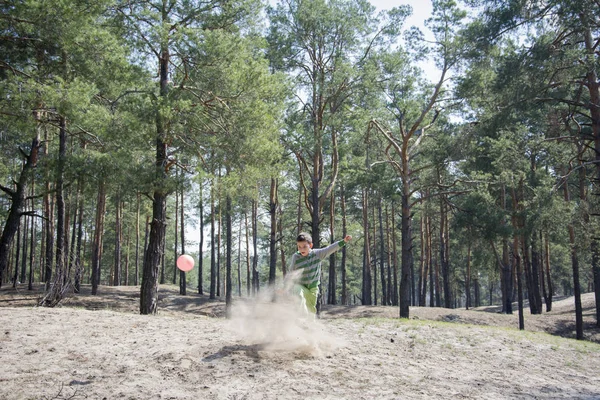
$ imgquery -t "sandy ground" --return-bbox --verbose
[1,284,600,400]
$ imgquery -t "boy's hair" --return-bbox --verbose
[296,232,313,244]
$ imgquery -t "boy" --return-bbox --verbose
[287,232,352,316]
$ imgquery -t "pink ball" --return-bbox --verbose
[176,254,194,272]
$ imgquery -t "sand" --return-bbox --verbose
[1,284,599,399]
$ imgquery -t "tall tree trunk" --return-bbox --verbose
[217,194,222,297]
[245,211,251,296]
[73,179,84,293]
[425,216,433,307]
[297,184,303,235]
[399,184,413,318]
[53,116,67,292]
[225,195,232,317]
[68,177,80,285]
[418,216,426,306]
[474,273,480,308]
[135,193,140,286]
[500,184,513,314]
[143,214,149,286]
[237,214,243,296]
[522,236,536,314]
[13,225,21,288]
[328,192,336,305]
[434,240,441,308]
[269,177,277,286]
[543,232,553,312]
[429,217,435,307]
[391,201,399,306]
[361,188,372,305]
[91,180,107,295]
[582,22,600,329]
[125,226,131,286]
[173,182,179,285]
[562,168,584,339]
[140,36,171,314]
[466,238,472,310]
[210,181,217,299]
[20,203,28,284]
[198,184,204,295]
[378,195,387,305]
[28,181,36,291]
[251,199,259,294]
[43,129,54,286]
[530,231,543,314]
[278,203,286,278]
[385,203,393,306]
[372,203,377,306]
[180,187,186,295]
[140,185,167,314]
[440,196,451,308]
[113,192,122,286]
[340,183,348,305]
[511,184,525,331]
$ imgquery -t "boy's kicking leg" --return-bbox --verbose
[294,284,319,318]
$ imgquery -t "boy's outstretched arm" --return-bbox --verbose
[314,235,352,260]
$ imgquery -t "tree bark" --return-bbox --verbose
[418,216,426,306]
[43,129,54,286]
[173,182,179,285]
[180,187,186,295]
[582,22,600,329]
[210,181,217,299]
[113,192,122,286]
[328,192,336,305]
[530,231,543,314]
[140,29,171,314]
[500,184,513,314]
[135,193,140,286]
[52,116,67,294]
[225,195,232,317]
[399,185,413,318]
[562,168,584,339]
[378,195,387,305]
[372,203,377,306]
[20,203,28,285]
[0,134,40,288]
[466,239,471,310]
[28,181,36,291]
[245,211,251,296]
[198,184,204,295]
[385,203,393,306]
[391,201,399,306]
[543,232,553,312]
[91,180,106,295]
[340,183,348,305]
[251,199,259,293]
[511,184,525,330]
[440,196,451,308]
[140,185,167,314]
[269,177,277,286]
[237,213,243,296]
[361,188,372,305]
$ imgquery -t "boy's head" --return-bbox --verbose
[296,232,313,256]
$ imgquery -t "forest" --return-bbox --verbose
[1,0,600,342]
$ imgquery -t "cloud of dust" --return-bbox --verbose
[227,273,345,357]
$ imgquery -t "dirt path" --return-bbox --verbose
[1,284,599,399]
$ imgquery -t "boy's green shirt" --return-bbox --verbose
[289,240,346,288]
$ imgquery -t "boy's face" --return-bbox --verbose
[297,240,312,256]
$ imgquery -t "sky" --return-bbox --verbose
[369,0,439,81]
[370,0,433,28]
